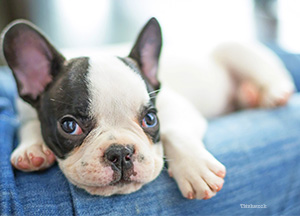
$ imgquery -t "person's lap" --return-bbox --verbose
[1,46,300,215]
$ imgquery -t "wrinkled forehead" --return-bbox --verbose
[87,56,151,125]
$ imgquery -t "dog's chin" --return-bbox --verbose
[72,179,145,196]
[64,159,164,196]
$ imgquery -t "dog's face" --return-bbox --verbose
[2,18,164,195]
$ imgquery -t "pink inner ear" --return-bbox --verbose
[13,33,53,100]
[141,43,159,87]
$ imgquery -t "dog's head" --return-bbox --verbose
[1,18,164,195]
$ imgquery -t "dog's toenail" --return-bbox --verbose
[187,192,195,199]
[217,183,224,192]
[213,185,219,191]
[203,196,210,200]
[203,191,210,200]
[217,171,226,178]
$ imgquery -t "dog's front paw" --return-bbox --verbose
[259,78,294,108]
[238,78,294,109]
[238,71,295,109]
[11,141,56,171]
[168,149,226,200]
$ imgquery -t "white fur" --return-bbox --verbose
[88,56,149,124]
[159,55,234,118]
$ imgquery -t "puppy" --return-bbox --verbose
[1,18,294,200]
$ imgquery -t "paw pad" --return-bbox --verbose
[11,143,56,172]
[31,156,45,167]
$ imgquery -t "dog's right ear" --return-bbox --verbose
[1,20,65,105]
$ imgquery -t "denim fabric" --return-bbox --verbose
[0,68,21,215]
[1,45,300,215]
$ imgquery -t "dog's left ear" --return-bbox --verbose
[129,17,162,90]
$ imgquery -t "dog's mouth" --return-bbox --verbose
[68,175,143,196]
[109,179,133,187]
[63,164,141,194]
[109,165,138,186]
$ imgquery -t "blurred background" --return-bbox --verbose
[0,0,299,65]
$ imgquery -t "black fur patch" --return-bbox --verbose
[37,57,95,158]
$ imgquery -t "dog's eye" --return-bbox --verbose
[142,112,157,128]
[61,118,83,135]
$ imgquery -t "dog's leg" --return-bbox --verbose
[157,87,226,200]
[10,98,56,171]
[212,42,295,108]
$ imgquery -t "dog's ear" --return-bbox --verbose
[129,17,162,90]
[1,20,65,105]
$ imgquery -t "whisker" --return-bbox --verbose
[50,98,74,106]
[163,155,174,162]
[148,89,161,96]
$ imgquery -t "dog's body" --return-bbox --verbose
[1,18,295,200]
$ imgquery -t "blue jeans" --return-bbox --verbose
[1,47,300,215]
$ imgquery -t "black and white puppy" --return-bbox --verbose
[1,18,294,199]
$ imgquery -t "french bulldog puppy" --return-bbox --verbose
[1,18,294,200]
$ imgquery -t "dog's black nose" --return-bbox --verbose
[104,144,134,171]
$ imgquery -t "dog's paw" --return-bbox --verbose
[11,141,56,171]
[238,78,294,109]
[168,149,226,200]
[259,79,294,108]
